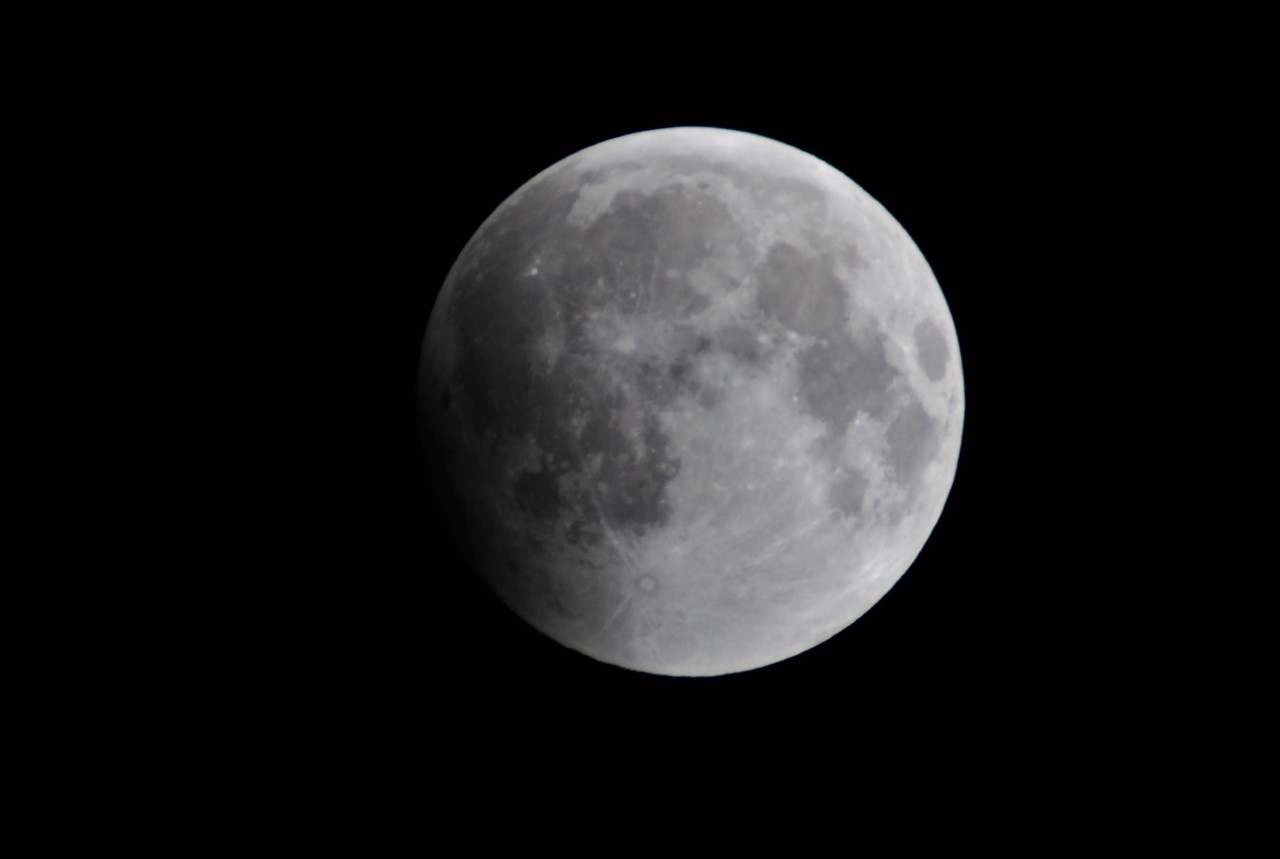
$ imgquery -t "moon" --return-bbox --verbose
[420,127,963,676]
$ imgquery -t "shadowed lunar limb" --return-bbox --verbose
[420,127,963,676]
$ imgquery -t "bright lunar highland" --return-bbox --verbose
[420,127,963,676]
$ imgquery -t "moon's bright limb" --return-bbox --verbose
[420,127,964,676]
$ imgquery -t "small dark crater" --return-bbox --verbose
[669,361,689,381]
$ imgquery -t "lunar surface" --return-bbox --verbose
[420,127,963,676]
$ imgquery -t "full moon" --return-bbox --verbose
[420,127,963,676]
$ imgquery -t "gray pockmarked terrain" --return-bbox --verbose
[420,127,964,676]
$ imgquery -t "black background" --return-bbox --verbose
[205,36,1183,784]
[43,11,1260,836]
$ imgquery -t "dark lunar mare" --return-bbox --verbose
[443,163,763,572]
[442,155,942,553]
[913,318,950,382]
[750,237,940,519]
